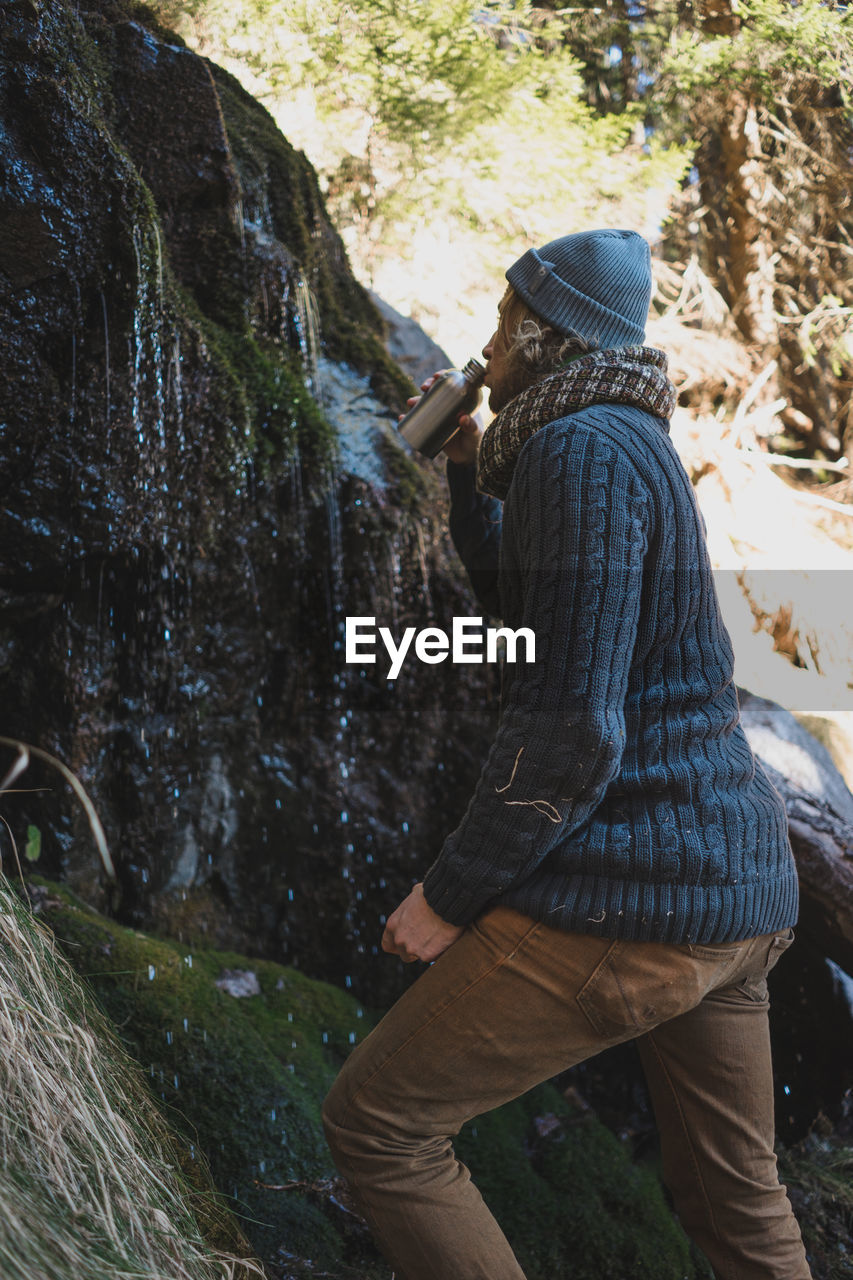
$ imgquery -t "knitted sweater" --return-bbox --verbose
[422,404,799,943]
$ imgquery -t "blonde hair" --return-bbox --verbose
[498,287,596,398]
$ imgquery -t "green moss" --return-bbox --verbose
[456,1084,700,1280]
[27,877,379,1269]
[375,431,437,514]
[211,324,338,465]
[186,301,339,467]
[210,64,412,409]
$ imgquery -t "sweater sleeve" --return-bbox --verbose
[446,459,503,617]
[423,422,650,925]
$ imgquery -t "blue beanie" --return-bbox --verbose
[505,229,652,348]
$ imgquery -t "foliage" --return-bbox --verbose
[660,0,853,104]
[24,824,41,862]
[653,0,853,458]
[149,0,689,272]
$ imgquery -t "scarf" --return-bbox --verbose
[476,346,676,500]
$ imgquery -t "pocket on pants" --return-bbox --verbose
[734,928,795,1004]
[576,938,718,1040]
[766,927,795,969]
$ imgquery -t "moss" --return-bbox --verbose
[209,65,412,409]
[376,430,436,515]
[207,321,339,466]
[456,1084,700,1280]
[26,877,381,1271]
[160,275,337,477]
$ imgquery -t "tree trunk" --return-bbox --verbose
[691,0,778,349]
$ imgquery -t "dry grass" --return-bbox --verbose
[0,874,267,1280]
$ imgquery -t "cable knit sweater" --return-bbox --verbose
[422,403,799,944]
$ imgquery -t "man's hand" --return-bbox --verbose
[399,373,484,466]
[381,883,465,963]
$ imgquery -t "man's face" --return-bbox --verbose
[482,287,517,414]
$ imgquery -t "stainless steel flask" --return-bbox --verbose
[397,358,486,458]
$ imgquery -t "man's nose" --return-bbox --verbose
[482,330,497,360]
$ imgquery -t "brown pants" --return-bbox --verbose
[322,906,811,1280]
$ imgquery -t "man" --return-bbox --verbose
[323,229,812,1280]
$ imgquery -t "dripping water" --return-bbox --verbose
[101,291,110,426]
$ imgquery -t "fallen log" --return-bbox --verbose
[739,690,853,975]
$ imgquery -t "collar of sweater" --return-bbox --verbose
[476,345,676,500]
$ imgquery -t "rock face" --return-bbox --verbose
[0,0,497,1002]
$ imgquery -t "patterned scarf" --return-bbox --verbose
[476,346,676,500]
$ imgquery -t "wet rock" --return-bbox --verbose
[0,0,497,1003]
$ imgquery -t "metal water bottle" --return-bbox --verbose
[397,358,486,458]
